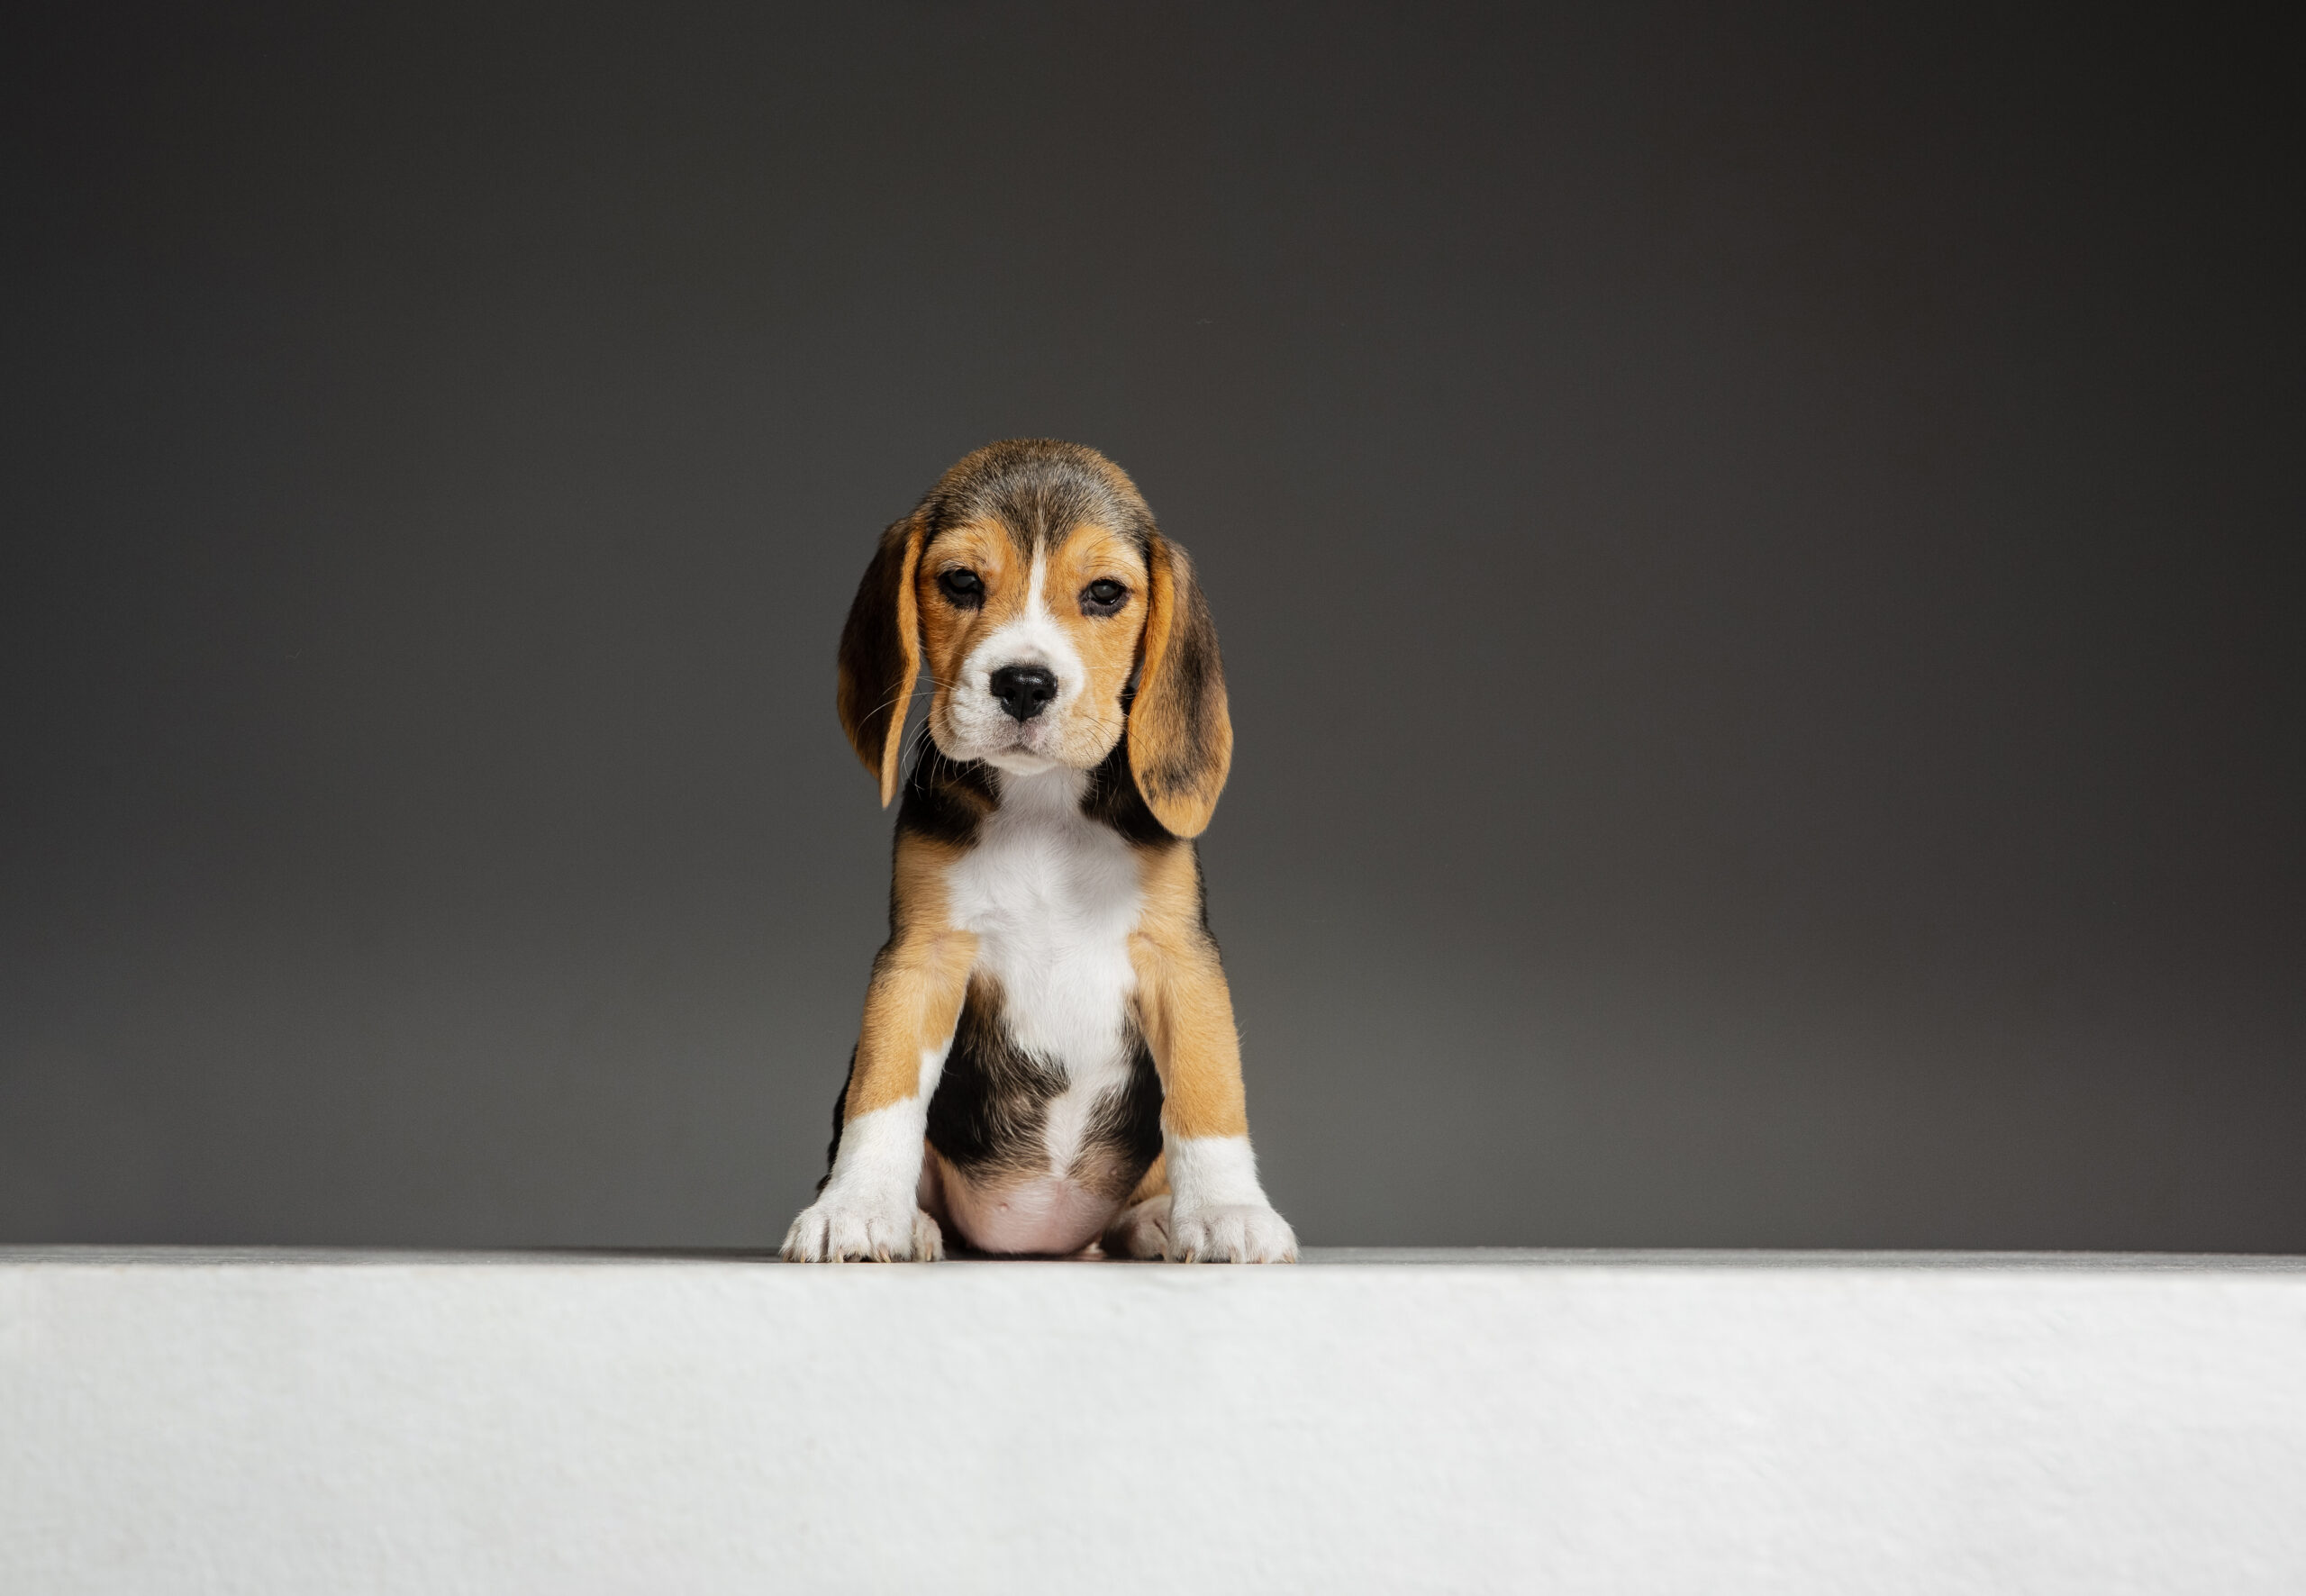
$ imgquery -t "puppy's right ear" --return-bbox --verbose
[836,515,924,807]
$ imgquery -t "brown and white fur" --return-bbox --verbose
[781,440,1295,1264]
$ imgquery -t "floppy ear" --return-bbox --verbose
[1127,531,1233,838]
[836,516,924,807]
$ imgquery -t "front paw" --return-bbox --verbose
[781,1199,944,1263]
[1166,1202,1297,1264]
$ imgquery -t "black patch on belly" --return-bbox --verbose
[927,974,1164,1200]
[1075,1022,1164,1194]
[926,976,1064,1178]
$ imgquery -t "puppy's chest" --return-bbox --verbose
[943,798,1142,1071]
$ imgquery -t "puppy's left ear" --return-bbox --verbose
[836,515,924,807]
[1127,531,1233,838]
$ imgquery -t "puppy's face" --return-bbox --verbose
[918,520,1150,774]
[839,440,1232,836]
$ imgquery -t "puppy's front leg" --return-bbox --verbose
[1131,916,1296,1265]
[782,909,976,1263]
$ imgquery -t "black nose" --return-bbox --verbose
[989,664,1058,722]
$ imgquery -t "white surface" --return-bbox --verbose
[4,1247,2303,1594]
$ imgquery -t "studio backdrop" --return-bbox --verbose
[2,3,2298,1248]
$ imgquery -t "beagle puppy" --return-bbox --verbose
[781,439,1296,1263]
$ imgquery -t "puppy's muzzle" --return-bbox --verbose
[989,664,1058,722]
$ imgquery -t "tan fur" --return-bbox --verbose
[1127,533,1232,839]
[844,831,977,1116]
[918,519,1151,772]
[1038,522,1148,760]
[834,516,925,807]
[916,518,1021,757]
[1128,839,1250,1139]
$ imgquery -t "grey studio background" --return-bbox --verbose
[2,5,2298,1250]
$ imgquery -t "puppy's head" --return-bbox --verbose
[837,440,1232,838]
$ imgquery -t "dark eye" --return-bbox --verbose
[938,568,984,608]
[1081,578,1128,615]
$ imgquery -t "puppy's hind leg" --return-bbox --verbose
[1103,1194,1172,1260]
[1102,1155,1171,1260]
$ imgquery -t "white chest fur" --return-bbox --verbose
[943,767,1142,1166]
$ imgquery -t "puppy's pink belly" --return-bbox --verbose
[942,1172,1116,1256]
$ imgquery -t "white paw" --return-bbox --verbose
[1166,1202,1297,1264]
[781,1199,944,1263]
[1104,1193,1173,1260]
